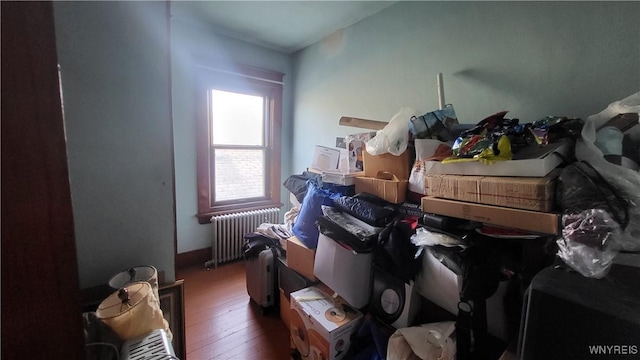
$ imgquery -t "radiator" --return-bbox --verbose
[207,208,280,268]
[120,329,175,360]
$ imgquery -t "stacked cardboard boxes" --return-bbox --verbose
[280,237,365,360]
[421,161,563,235]
[425,169,559,212]
[354,150,411,203]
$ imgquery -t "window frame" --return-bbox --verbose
[195,63,283,224]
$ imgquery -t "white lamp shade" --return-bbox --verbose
[108,265,160,301]
[96,282,170,341]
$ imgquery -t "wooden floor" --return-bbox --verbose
[176,261,291,360]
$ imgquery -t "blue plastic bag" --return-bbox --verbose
[292,179,341,248]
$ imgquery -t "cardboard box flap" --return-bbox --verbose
[363,150,411,180]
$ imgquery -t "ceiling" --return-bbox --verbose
[171,1,397,54]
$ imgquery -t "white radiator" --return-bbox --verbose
[120,329,175,360]
[207,208,280,268]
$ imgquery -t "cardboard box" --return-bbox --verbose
[280,289,291,329]
[425,170,559,212]
[421,196,559,234]
[363,150,411,180]
[290,286,363,360]
[424,140,572,177]
[286,236,317,281]
[278,257,317,299]
[355,173,408,203]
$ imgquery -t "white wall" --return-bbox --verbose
[170,9,293,254]
[292,1,640,171]
[52,1,639,274]
[54,1,176,288]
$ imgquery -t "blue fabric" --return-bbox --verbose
[349,317,391,360]
[292,179,340,248]
[322,183,355,197]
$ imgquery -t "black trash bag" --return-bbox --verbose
[455,240,508,360]
[333,195,395,228]
[459,244,502,301]
[353,192,395,209]
[316,215,377,254]
[376,220,422,283]
[557,161,629,231]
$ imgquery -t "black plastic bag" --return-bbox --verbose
[333,195,395,227]
[376,220,422,283]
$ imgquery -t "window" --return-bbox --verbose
[196,64,283,223]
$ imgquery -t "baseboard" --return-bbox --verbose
[176,247,211,270]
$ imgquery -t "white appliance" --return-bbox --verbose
[370,267,421,329]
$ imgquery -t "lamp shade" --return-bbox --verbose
[96,282,169,341]
[108,265,160,301]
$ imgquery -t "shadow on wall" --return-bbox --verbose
[453,68,532,99]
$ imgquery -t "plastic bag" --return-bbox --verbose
[557,162,628,229]
[408,139,451,195]
[333,195,395,228]
[409,104,459,142]
[442,134,513,164]
[575,92,640,251]
[321,205,379,241]
[410,227,466,248]
[292,178,340,248]
[556,209,621,278]
[377,220,422,283]
[366,107,419,156]
[387,321,456,360]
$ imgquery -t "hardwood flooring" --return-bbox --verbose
[177,261,291,360]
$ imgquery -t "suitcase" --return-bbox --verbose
[245,247,278,313]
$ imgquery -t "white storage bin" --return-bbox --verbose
[321,171,363,186]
